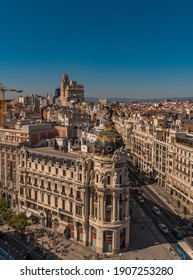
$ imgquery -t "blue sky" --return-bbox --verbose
[0,0,193,99]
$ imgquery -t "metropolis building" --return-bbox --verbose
[17,120,130,254]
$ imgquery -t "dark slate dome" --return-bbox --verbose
[94,120,125,156]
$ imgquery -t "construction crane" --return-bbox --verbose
[0,82,23,127]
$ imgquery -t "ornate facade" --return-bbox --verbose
[17,121,130,254]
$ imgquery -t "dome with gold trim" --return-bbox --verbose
[94,120,124,156]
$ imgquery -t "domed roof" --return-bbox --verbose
[94,120,124,156]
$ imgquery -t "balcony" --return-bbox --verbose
[61,192,67,196]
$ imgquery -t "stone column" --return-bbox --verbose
[74,221,78,240]
[113,230,119,254]
[96,227,103,254]
[97,195,100,220]
[101,194,104,221]
[112,193,117,222]
[125,223,130,249]
[117,196,120,221]
[82,222,87,246]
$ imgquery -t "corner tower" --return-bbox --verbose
[89,120,130,254]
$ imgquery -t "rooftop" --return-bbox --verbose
[28,146,81,159]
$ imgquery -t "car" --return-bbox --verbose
[0,231,5,238]
[172,227,183,239]
[135,189,143,196]
[152,206,161,215]
[159,224,169,234]
[137,196,144,203]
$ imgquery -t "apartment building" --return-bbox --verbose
[0,128,29,209]
[166,131,193,213]
[115,113,193,214]
[17,120,130,254]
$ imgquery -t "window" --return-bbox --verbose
[48,195,51,205]
[76,191,81,200]
[62,200,65,210]
[41,193,44,203]
[96,174,99,183]
[107,176,111,185]
[70,202,73,213]
[106,194,111,205]
[119,208,123,220]
[35,191,37,200]
[105,210,111,222]
[63,170,66,176]
[78,173,82,181]
[42,165,44,171]
[56,168,58,175]
[119,175,122,184]
[95,193,98,202]
[76,206,82,216]
[62,186,65,194]
[20,175,24,183]
[71,172,74,179]
[55,197,58,207]
[20,187,24,195]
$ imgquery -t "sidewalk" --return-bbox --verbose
[27,198,180,260]
[148,182,193,220]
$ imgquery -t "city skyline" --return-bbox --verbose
[0,0,193,99]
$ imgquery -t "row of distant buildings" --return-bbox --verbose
[114,109,193,215]
[5,74,85,119]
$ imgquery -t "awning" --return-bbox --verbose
[57,224,66,234]
[26,211,32,218]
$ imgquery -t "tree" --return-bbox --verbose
[177,200,181,208]
[8,213,28,231]
[0,199,7,213]
[0,198,13,223]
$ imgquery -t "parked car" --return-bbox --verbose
[159,224,169,234]
[152,206,161,215]
[135,189,143,196]
[137,196,144,203]
[0,231,5,238]
[172,227,183,239]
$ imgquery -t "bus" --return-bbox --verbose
[176,241,193,260]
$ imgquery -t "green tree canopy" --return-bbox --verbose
[8,213,28,231]
[0,199,7,213]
